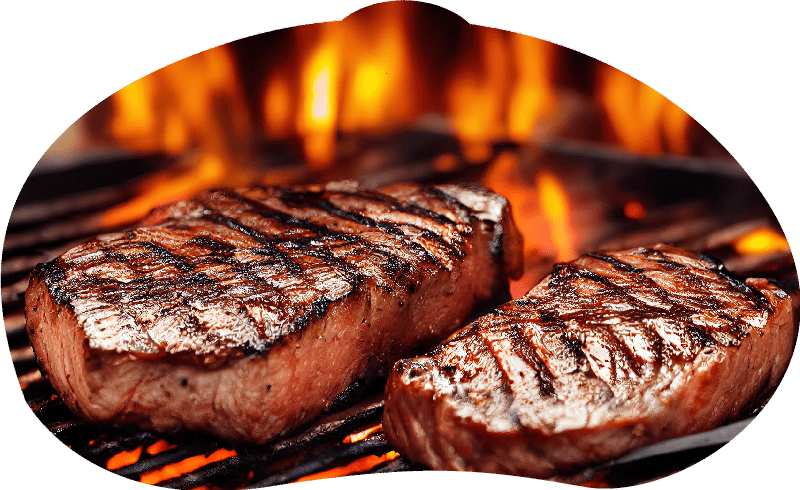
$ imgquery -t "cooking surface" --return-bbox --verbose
[3,3,797,487]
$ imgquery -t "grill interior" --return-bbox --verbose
[3,3,798,488]
[3,134,796,488]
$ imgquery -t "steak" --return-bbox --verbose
[25,181,523,443]
[383,245,796,478]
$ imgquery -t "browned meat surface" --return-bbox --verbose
[25,181,523,443]
[383,245,796,478]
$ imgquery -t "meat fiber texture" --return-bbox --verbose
[25,181,523,443]
[383,245,797,478]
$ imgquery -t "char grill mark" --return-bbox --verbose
[383,245,796,478]
[27,182,524,443]
[33,183,494,358]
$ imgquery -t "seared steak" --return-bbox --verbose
[25,181,523,443]
[383,245,796,478]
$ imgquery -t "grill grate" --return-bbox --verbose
[3,143,795,488]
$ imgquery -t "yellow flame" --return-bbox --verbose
[507,34,556,142]
[597,65,690,155]
[299,40,340,168]
[536,170,576,261]
[447,27,510,162]
[734,228,790,255]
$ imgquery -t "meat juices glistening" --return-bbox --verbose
[383,245,796,478]
[25,181,523,443]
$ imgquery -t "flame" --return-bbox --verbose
[597,64,691,154]
[106,446,143,470]
[103,44,254,226]
[483,151,577,297]
[342,424,383,444]
[537,170,576,261]
[447,27,510,162]
[294,451,399,483]
[139,448,237,485]
[507,34,557,142]
[96,1,705,235]
[290,3,418,168]
[733,228,790,255]
[299,37,341,168]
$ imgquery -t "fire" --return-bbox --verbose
[342,424,383,444]
[447,27,510,162]
[291,2,418,168]
[597,64,691,155]
[447,27,557,162]
[483,151,577,297]
[733,228,790,255]
[146,439,178,455]
[537,170,576,262]
[106,446,143,471]
[95,2,701,231]
[103,44,255,227]
[139,448,237,485]
[294,451,399,483]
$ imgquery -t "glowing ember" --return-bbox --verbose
[733,228,790,255]
[623,201,647,220]
[146,439,178,455]
[294,451,399,483]
[106,446,143,471]
[139,448,237,485]
[342,424,383,444]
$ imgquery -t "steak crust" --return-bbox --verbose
[25,181,522,443]
[383,245,796,478]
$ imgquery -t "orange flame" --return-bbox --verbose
[733,228,790,255]
[597,64,691,155]
[103,45,254,227]
[447,28,510,162]
[342,424,383,444]
[139,448,237,485]
[294,451,399,483]
[537,170,576,262]
[483,151,577,297]
[289,3,419,168]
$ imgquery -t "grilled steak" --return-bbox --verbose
[25,181,523,443]
[383,245,796,478]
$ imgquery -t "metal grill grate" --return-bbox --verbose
[3,143,795,488]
